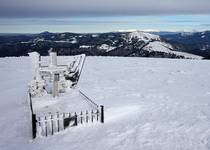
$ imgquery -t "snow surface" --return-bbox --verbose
[33,38,45,43]
[98,44,116,52]
[92,34,99,37]
[79,45,92,49]
[1,56,210,150]
[54,38,77,44]
[144,41,173,52]
[33,89,95,116]
[143,41,202,59]
[201,35,206,38]
[70,38,77,44]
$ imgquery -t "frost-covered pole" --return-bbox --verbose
[49,52,59,97]
[50,52,57,67]
[28,52,41,81]
[53,73,59,97]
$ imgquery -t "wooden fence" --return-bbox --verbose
[34,106,104,137]
[29,92,104,138]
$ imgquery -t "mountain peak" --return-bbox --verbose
[128,31,160,42]
[40,31,53,36]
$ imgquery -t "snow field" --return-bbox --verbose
[0,56,210,150]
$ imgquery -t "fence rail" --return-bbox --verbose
[79,90,99,109]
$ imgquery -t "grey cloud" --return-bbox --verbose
[0,0,210,17]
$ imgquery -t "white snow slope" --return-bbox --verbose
[128,31,202,59]
[0,56,210,150]
[128,31,160,42]
[143,41,202,59]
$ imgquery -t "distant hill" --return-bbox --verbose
[159,31,210,59]
[0,31,209,59]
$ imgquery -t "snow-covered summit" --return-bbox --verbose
[128,31,160,42]
[127,31,202,59]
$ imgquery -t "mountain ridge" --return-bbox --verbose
[0,30,209,59]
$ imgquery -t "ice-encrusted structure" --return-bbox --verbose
[28,51,86,98]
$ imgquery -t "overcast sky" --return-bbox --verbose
[0,15,209,33]
[0,0,210,33]
[0,0,210,17]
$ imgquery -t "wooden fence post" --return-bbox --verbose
[32,114,36,139]
[100,105,104,123]
[80,111,83,124]
[91,110,94,122]
[29,93,34,114]
[86,110,88,123]
[96,109,99,121]
[75,112,78,126]
[63,113,65,130]
[45,116,47,136]
[51,114,54,135]
[57,112,60,132]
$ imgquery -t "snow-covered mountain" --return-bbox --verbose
[161,31,210,58]
[128,31,160,42]
[125,31,201,59]
[0,31,204,59]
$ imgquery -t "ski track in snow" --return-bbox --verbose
[0,56,210,150]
